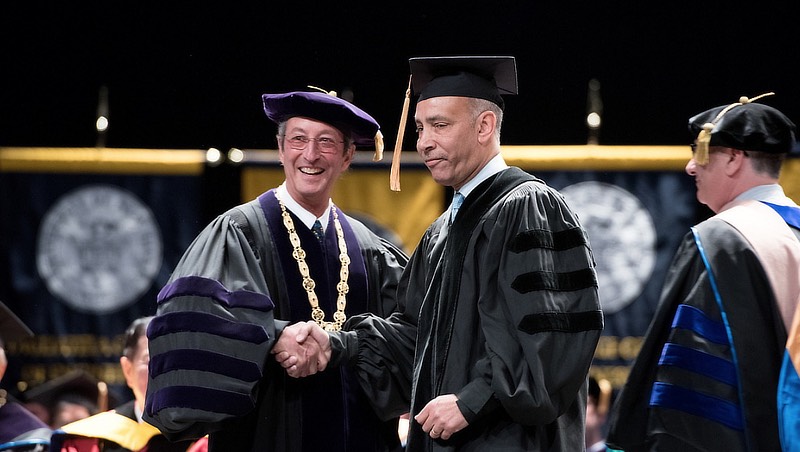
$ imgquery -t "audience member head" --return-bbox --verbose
[120,316,153,413]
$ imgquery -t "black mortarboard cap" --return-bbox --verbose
[688,92,796,164]
[0,301,33,344]
[409,56,518,110]
[389,56,518,192]
[262,88,384,161]
[23,369,116,412]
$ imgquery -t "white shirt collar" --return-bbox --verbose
[735,184,798,207]
[457,153,508,199]
[277,183,332,231]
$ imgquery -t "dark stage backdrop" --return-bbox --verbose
[503,146,800,388]
[2,146,799,403]
[0,148,205,403]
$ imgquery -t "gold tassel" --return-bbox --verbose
[373,130,384,161]
[693,92,775,165]
[390,75,412,191]
[695,123,713,165]
[96,381,109,412]
[597,378,613,418]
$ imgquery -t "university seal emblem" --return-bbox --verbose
[561,181,656,314]
[36,184,162,314]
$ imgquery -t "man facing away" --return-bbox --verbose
[606,94,800,451]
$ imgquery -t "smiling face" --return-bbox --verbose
[414,96,496,190]
[278,116,355,216]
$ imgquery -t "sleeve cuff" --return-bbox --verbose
[328,329,359,368]
[456,378,499,424]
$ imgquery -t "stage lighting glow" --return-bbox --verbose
[228,148,244,163]
[206,147,222,164]
[96,116,109,132]
[586,112,601,129]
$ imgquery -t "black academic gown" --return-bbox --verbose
[334,168,604,451]
[145,189,408,452]
[606,203,800,452]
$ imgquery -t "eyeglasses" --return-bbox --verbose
[283,135,344,152]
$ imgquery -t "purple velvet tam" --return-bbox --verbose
[262,91,381,147]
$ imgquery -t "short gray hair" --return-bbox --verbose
[468,98,503,144]
[745,149,785,178]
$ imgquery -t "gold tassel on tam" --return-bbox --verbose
[390,75,412,191]
[693,92,775,165]
[373,130,384,162]
[694,123,714,165]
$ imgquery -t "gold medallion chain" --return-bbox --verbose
[275,192,350,331]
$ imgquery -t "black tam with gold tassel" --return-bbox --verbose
[688,92,796,164]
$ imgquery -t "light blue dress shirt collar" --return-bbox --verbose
[457,153,509,200]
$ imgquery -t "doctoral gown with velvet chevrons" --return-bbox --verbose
[607,200,800,452]
[330,167,604,451]
[144,189,408,452]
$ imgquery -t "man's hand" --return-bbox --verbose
[271,321,331,378]
[414,394,468,441]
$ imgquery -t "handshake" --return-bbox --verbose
[271,321,332,378]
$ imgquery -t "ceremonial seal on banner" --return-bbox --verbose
[36,184,163,314]
[560,181,656,314]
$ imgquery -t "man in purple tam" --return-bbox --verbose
[143,88,408,452]
[0,301,52,451]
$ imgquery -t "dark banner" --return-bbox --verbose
[537,170,700,387]
[1,150,204,404]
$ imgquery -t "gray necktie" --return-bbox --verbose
[450,192,464,222]
[311,219,324,243]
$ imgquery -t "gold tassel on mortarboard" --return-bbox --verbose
[694,92,775,165]
[390,75,412,191]
[597,378,612,418]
